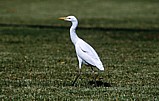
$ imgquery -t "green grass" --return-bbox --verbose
[0,0,159,100]
[0,27,159,100]
[0,0,159,28]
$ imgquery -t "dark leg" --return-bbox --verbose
[72,70,81,86]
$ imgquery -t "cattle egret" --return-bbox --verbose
[59,16,104,86]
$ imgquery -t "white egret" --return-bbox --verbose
[59,16,104,86]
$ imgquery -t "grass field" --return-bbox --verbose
[0,0,159,29]
[0,0,159,100]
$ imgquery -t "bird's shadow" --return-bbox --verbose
[65,80,112,87]
[88,80,112,87]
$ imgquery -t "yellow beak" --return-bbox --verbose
[58,17,66,20]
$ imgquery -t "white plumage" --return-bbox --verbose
[59,16,104,85]
[75,39,104,70]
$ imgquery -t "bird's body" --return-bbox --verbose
[75,38,104,70]
[59,16,104,85]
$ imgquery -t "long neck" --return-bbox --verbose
[70,21,79,45]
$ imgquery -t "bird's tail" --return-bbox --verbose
[96,61,104,71]
[98,65,104,71]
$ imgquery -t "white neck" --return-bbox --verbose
[70,21,79,45]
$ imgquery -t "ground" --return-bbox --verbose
[0,0,159,100]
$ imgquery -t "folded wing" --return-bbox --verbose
[75,39,104,71]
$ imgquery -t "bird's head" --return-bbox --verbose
[58,16,77,22]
